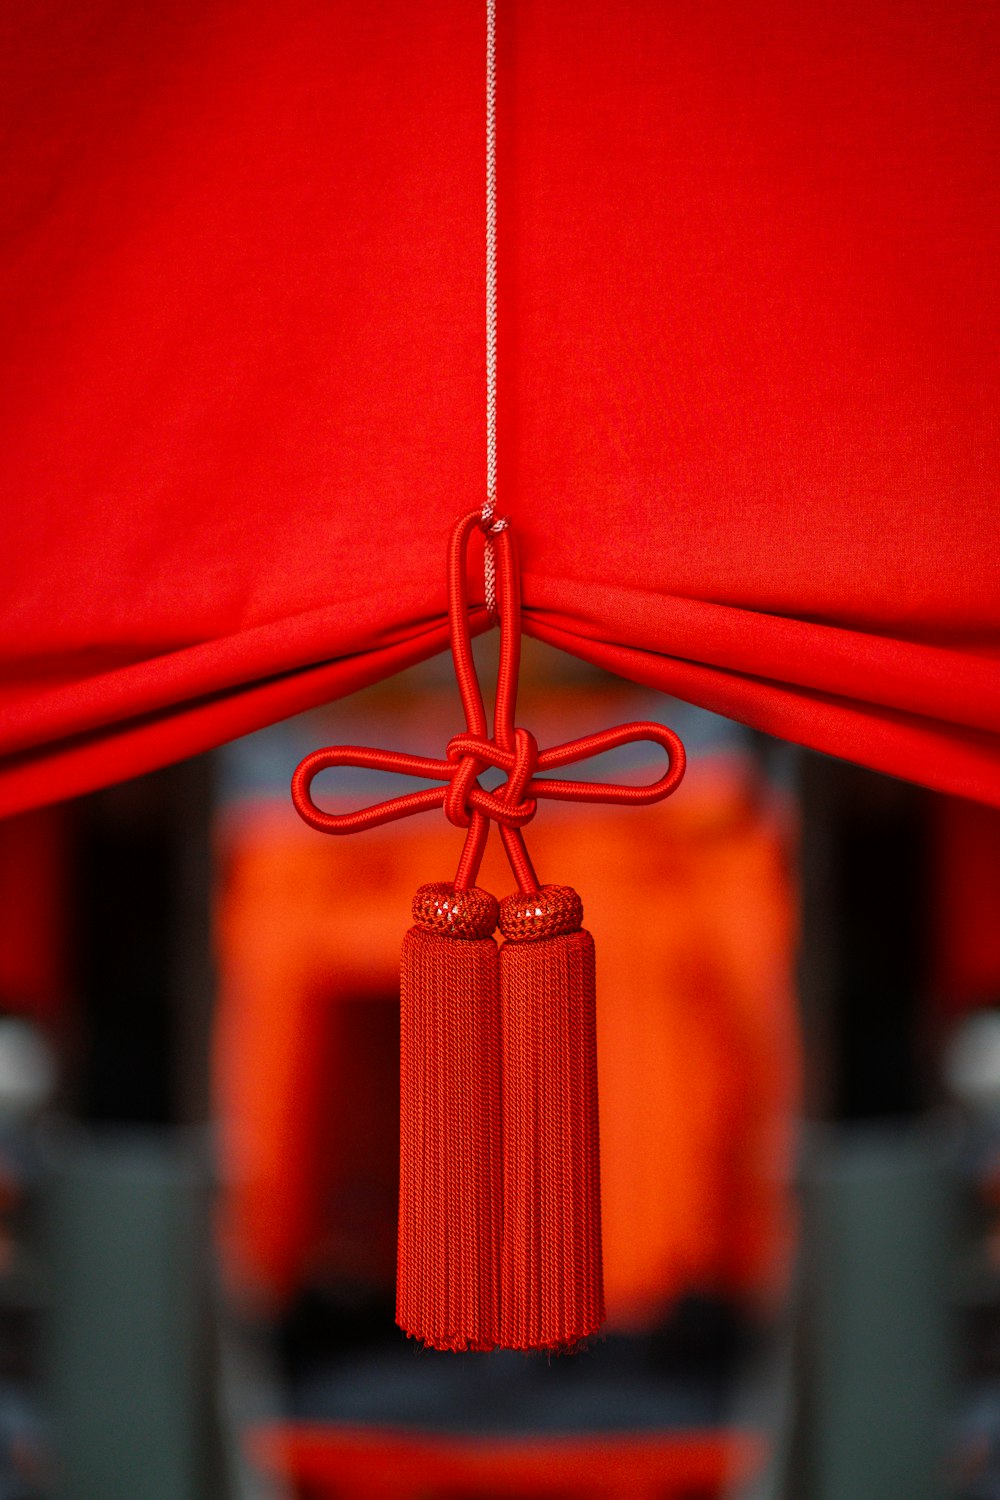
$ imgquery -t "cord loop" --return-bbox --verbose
[291,512,686,893]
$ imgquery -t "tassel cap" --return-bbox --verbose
[413,881,499,940]
[498,884,583,942]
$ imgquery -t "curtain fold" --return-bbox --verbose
[2,0,997,814]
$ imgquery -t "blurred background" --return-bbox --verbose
[1,636,999,1499]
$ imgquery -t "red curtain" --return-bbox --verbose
[2,0,997,816]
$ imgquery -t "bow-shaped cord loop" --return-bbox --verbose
[291,512,686,893]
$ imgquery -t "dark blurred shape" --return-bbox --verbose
[70,759,214,1126]
[799,756,933,1122]
[792,754,955,1500]
[43,757,222,1500]
[932,799,1000,1015]
[0,810,69,1026]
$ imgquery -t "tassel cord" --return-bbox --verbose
[447,512,538,892]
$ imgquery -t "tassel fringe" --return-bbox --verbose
[397,882,502,1351]
[498,885,605,1350]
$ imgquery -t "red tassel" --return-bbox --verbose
[396,881,502,1351]
[498,884,605,1351]
[291,510,684,1352]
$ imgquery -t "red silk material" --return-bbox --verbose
[1,0,998,814]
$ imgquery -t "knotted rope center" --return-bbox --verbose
[443,727,538,830]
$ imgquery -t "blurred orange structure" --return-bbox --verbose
[210,647,799,1497]
[213,755,799,1330]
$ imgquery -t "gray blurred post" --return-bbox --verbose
[798,1122,955,1500]
[47,1130,208,1500]
[784,754,959,1500]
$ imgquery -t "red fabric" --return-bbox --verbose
[2,0,998,814]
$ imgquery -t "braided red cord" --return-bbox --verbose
[291,511,686,892]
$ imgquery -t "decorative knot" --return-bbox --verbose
[290,509,685,896]
[443,728,538,831]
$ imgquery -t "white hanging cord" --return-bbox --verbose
[484,0,497,528]
[482,0,507,622]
